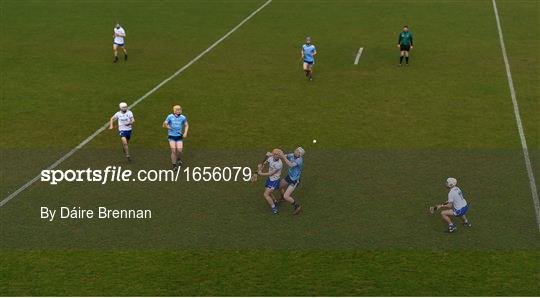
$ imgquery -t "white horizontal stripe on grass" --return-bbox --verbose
[492,0,540,232]
[0,0,273,208]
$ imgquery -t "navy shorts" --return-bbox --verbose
[114,42,125,46]
[168,135,183,142]
[303,60,314,65]
[119,130,132,140]
[284,175,300,187]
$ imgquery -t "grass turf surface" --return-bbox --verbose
[2,251,539,296]
[1,0,539,295]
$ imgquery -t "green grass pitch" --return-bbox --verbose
[1,0,539,295]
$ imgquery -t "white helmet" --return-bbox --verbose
[119,102,128,109]
[446,177,457,188]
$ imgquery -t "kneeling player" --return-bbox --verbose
[278,147,304,214]
[257,149,283,214]
[109,102,134,162]
[430,177,472,233]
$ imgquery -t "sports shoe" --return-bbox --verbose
[447,224,457,233]
[126,155,132,162]
[114,56,118,63]
[125,54,128,61]
[271,206,279,214]
[292,205,302,215]
[463,221,472,227]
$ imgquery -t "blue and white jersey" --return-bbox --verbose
[165,113,187,137]
[114,27,126,44]
[113,110,134,131]
[286,153,303,181]
[448,186,467,210]
[267,157,283,182]
[302,44,316,62]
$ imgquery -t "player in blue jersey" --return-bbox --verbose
[301,37,317,81]
[277,147,305,214]
[163,105,189,170]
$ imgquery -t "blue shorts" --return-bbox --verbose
[114,42,124,46]
[119,130,131,140]
[168,135,183,142]
[304,60,314,65]
[265,179,280,190]
[453,205,468,217]
[284,175,300,188]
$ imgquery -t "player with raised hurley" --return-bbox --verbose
[109,102,134,162]
[430,177,472,233]
[113,23,127,63]
[301,37,317,81]
[256,149,284,214]
[163,105,189,170]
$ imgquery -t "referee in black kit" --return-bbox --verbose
[397,25,413,66]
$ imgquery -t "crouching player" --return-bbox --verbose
[109,102,134,162]
[257,149,284,214]
[278,147,305,215]
[430,177,472,233]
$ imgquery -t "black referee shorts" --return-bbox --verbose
[400,44,411,51]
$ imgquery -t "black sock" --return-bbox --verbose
[400,56,404,64]
[406,56,409,64]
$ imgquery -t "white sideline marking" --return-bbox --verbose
[354,47,364,65]
[492,0,540,232]
[0,0,273,209]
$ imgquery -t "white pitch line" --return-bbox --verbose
[492,0,540,232]
[0,0,273,209]
[354,47,364,65]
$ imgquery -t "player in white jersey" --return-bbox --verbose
[430,177,471,233]
[257,149,284,214]
[113,24,127,63]
[109,102,134,161]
